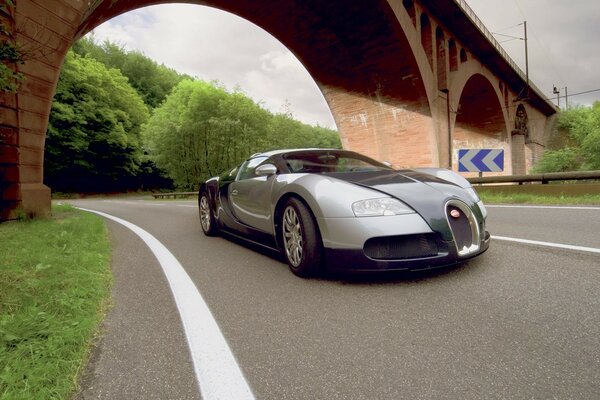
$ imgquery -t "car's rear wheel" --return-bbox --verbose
[199,191,218,236]
[281,197,322,277]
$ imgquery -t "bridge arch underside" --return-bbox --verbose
[454,74,509,174]
[79,0,434,168]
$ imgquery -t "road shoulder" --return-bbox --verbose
[74,219,200,400]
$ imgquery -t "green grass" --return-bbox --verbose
[479,192,600,205]
[0,204,112,399]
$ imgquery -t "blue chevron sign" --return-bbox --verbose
[458,149,504,172]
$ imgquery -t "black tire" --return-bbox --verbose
[280,197,322,278]
[199,191,218,236]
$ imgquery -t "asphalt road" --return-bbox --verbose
[70,198,600,400]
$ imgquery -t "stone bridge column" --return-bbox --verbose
[511,130,526,175]
[0,0,80,220]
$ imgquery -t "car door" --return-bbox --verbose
[229,156,275,233]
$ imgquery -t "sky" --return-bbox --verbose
[88,0,600,129]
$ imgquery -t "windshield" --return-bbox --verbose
[283,150,393,174]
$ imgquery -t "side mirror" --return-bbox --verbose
[255,163,277,177]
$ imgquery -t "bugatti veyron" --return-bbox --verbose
[198,149,489,277]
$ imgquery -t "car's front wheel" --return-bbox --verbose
[281,197,322,277]
[199,191,218,236]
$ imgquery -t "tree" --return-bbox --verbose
[45,51,150,192]
[143,80,223,189]
[143,80,341,190]
[48,38,340,193]
[72,37,188,108]
[533,102,600,172]
[143,80,272,189]
[267,114,341,150]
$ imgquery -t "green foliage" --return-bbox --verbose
[532,148,580,173]
[143,80,341,190]
[49,36,340,192]
[72,37,189,108]
[143,80,259,189]
[580,125,600,170]
[479,192,600,205]
[0,63,23,92]
[0,12,25,93]
[45,51,150,192]
[0,204,111,399]
[534,102,600,172]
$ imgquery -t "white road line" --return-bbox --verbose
[486,205,600,211]
[492,235,600,255]
[76,207,255,400]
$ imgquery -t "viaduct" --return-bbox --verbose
[0,0,557,220]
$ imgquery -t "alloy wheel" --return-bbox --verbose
[200,195,211,233]
[283,206,303,267]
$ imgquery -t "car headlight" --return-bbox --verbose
[465,187,480,203]
[352,198,414,217]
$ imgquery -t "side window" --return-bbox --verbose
[335,156,379,172]
[236,156,269,181]
[220,166,239,182]
[286,159,304,173]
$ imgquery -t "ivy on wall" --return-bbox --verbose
[0,0,25,93]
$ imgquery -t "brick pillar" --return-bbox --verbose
[0,0,82,220]
[511,130,526,175]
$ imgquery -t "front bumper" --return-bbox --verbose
[323,230,490,272]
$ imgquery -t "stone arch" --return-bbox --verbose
[6,0,558,219]
[76,1,435,168]
[453,73,509,173]
[420,13,433,69]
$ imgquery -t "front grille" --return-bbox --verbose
[364,233,439,260]
[445,200,480,256]
[446,205,472,250]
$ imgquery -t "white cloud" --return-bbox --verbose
[90,4,335,128]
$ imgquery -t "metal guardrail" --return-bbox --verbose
[152,191,197,199]
[467,171,600,185]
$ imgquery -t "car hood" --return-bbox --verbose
[328,170,474,240]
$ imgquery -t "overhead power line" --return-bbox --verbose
[563,88,600,98]
[492,32,524,41]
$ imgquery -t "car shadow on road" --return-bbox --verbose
[323,261,477,285]
[218,230,480,285]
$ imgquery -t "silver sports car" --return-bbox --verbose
[199,148,490,277]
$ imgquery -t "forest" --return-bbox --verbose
[44,38,341,192]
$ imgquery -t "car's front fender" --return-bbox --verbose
[271,174,392,220]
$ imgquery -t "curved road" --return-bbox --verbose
[70,198,600,400]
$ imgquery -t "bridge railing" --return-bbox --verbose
[453,0,547,100]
